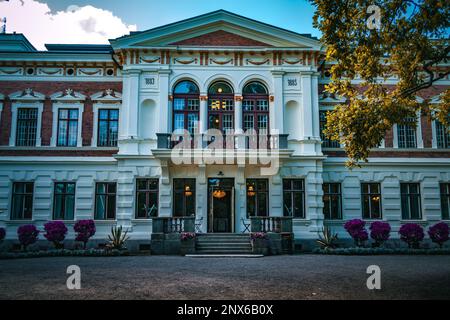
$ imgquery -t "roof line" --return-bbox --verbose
[110,9,319,43]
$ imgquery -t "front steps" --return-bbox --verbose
[195,233,253,254]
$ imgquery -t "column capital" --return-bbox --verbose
[158,69,172,76]
[271,70,285,77]
[123,68,142,76]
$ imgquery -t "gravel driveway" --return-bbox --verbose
[0,254,449,300]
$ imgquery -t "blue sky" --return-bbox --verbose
[1,0,319,50]
[42,0,320,37]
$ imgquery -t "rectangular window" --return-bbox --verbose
[247,179,268,217]
[323,183,342,220]
[57,109,79,147]
[401,183,422,220]
[440,183,450,220]
[136,179,159,219]
[397,117,417,148]
[435,119,450,149]
[11,182,34,220]
[98,109,119,147]
[283,179,305,218]
[361,183,382,219]
[319,111,340,148]
[94,182,116,220]
[53,182,76,220]
[173,179,196,217]
[16,108,38,146]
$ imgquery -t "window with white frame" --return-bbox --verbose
[90,90,121,147]
[320,110,340,148]
[435,119,449,149]
[16,108,38,146]
[9,102,44,147]
[397,117,417,148]
[57,108,79,147]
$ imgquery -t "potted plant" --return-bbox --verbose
[399,223,424,249]
[344,219,368,247]
[369,221,391,247]
[316,226,339,250]
[44,221,68,249]
[180,232,196,255]
[74,220,96,249]
[251,232,268,255]
[428,222,449,248]
[106,225,130,251]
[17,225,39,251]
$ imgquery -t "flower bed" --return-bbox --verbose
[312,247,450,255]
[0,248,130,260]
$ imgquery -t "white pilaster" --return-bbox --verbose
[301,72,313,139]
[119,69,141,139]
[158,70,171,134]
[234,95,243,133]
[271,71,284,134]
[200,94,208,133]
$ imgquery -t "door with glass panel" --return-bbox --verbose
[242,81,269,148]
[172,80,200,134]
[208,81,234,133]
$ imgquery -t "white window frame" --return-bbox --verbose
[51,102,84,147]
[10,102,44,147]
[92,103,121,147]
[50,90,86,148]
[393,110,423,149]
[90,90,122,147]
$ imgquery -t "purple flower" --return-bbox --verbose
[399,223,424,249]
[370,221,391,247]
[344,219,368,247]
[0,227,5,241]
[44,221,68,248]
[74,220,96,249]
[428,222,449,248]
[180,232,196,241]
[17,224,39,250]
[251,232,268,241]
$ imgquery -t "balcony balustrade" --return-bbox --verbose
[156,133,289,150]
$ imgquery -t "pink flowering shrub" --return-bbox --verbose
[251,232,268,241]
[344,219,368,247]
[428,222,449,248]
[399,223,424,249]
[74,220,96,249]
[369,221,391,247]
[180,232,196,241]
[44,221,68,248]
[17,224,39,250]
[0,227,5,242]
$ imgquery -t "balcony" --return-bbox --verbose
[156,132,289,150]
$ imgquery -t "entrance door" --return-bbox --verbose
[208,178,234,233]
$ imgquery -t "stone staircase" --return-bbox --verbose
[195,233,253,254]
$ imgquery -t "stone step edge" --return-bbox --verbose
[185,254,264,258]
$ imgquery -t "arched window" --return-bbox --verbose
[242,81,269,133]
[208,81,234,133]
[173,80,200,134]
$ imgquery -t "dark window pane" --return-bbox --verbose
[293,192,304,218]
[283,192,292,216]
[95,195,106,220]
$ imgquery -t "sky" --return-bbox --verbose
[0,0,319,50]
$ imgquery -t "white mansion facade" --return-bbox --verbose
[0,10,449,247]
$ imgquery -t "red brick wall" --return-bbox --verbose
[170,30,272,47]
[0,81,122,148]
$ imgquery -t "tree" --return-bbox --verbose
[310,0,449,166]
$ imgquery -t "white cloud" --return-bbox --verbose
[0,0,137,50]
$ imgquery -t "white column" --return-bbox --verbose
[311,73,321,139]
[199,95,208,133]
[301,72,313,139]
[120,69,141,139]
[234,95,242,133]
[271,71,284,135]
[158,70,171,134]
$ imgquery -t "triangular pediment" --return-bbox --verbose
[169,30,272,47]
[111,10,322,50]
